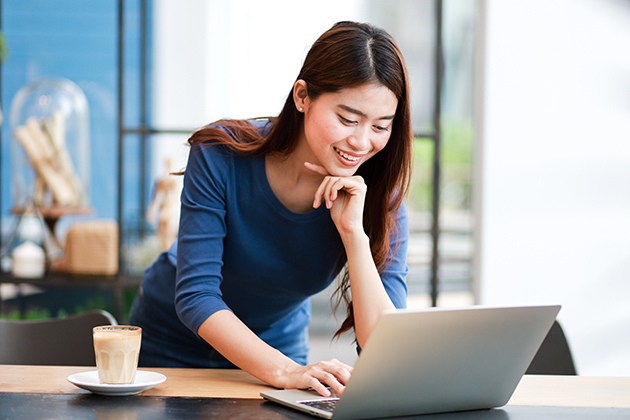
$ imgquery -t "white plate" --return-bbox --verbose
[67,370,167,396]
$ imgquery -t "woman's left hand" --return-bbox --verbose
[304,162,367,237]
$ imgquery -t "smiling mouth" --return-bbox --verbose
[334,147,361,162]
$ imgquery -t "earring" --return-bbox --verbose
[299,108,303,112]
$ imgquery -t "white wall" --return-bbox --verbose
[152,0,366,126]
[476,0,630,375]
[151,0,364,176]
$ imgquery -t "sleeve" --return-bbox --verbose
[174,143,233,335]
[380,200,410,309]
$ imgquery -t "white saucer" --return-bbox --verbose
[67,370,167,396]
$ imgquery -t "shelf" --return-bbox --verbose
[0,272,141,289]
[0,272,142,322]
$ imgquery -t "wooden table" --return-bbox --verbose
[0,365,272,398]
[1,365,629,419]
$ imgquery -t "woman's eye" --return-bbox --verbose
[339,115,357,125]
[373,125,389,132]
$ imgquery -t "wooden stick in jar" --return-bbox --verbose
[43,110,84,202]
[14,125,78,206]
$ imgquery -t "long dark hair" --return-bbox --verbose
[187,21,413,338]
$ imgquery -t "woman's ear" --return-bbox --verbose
[293,79,309,112]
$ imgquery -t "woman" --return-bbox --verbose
[129,21,413,398]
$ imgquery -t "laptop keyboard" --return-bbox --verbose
[299,398,339,413]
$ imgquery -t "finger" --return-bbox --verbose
[325,178,339,209]
[329,178,345,204]
[313,176,335,209]
[312,176,329,209]
[318,372,345,396]
[329,360,353,384]
[308,377,332,397]
[322,359,353,386]
[324,177,347,209]
[304,161,328,176]
[313,360,353,396]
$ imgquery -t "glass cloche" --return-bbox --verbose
[10,77,91,211]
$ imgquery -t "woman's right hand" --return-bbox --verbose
[282,358,354,397]
[304,162,368,239]
[199,311,353,398]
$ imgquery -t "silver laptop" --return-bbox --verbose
[261,304,561,420]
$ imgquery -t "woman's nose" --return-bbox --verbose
[347,127,370,150]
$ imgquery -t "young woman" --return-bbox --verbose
[129,21,413,397]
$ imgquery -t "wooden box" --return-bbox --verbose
[62,220,118,276]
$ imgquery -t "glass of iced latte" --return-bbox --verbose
[93,326,142,384]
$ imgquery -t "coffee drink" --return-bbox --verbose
[93,326,142,384]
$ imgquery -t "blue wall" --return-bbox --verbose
[1,0,150,237]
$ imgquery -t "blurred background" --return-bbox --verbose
[0,0,628,376]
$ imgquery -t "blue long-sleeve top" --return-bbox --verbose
[143,119,408,364]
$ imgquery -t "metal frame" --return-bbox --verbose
[431,0,444,307]
[116,0,190,276]
[0,0,4,262]
[413,0,444,306]
[0,0,4,313]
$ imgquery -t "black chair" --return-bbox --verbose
[526,320,577,375]
[0,310,117,366]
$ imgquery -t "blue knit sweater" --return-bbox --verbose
[140,119,408,365]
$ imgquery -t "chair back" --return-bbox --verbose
[526,320,577,375]
[0,310,117,366]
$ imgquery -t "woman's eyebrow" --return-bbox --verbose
[337,104,395,120]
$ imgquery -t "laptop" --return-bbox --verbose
[261,304,561,420]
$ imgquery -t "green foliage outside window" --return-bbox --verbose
[407,119,474,214]
[0,32,8,63]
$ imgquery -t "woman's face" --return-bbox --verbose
[296,81,398,177]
